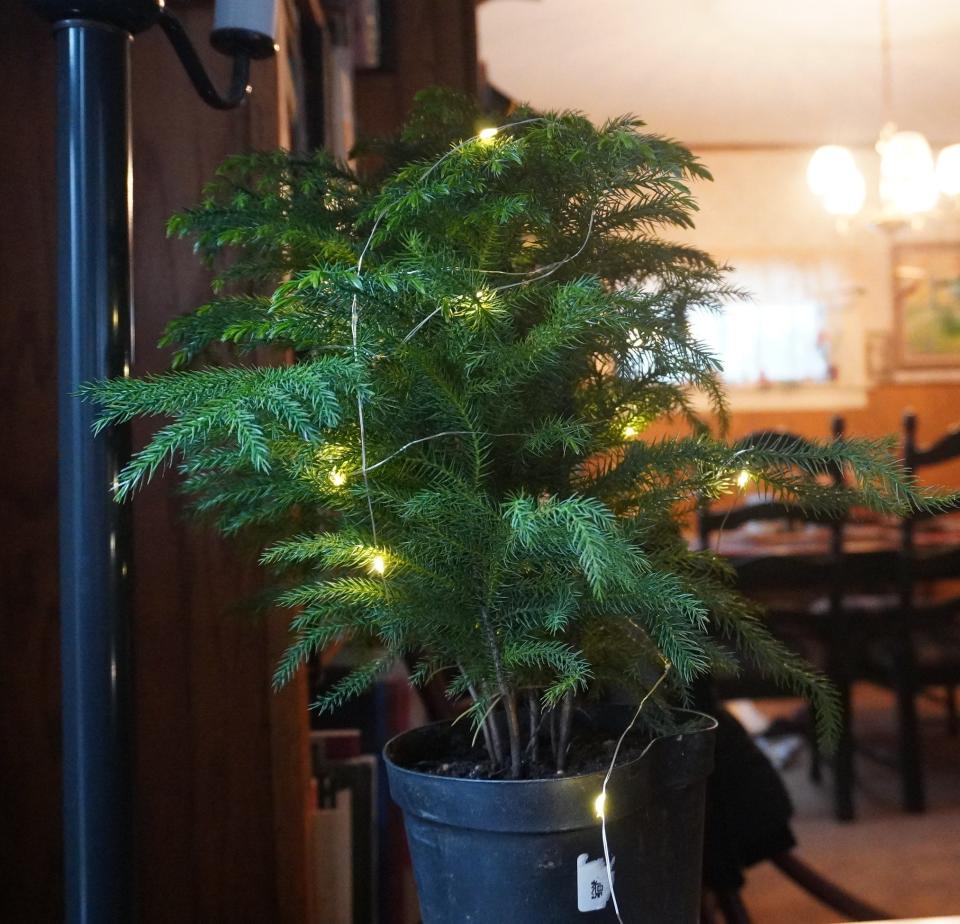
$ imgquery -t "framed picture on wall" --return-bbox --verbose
[894,243,960,368]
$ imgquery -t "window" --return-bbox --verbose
[689,259,850,388]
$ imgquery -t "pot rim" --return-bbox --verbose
[384,706,717,785]
[384,707,718,832]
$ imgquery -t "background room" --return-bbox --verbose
[4,1,960,923]
[479,2,960,918]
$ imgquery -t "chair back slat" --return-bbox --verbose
[902,412,960,537]
[699,422,847,550]
[905,417,960,470]
[912,595,960,626]
[699,500,839,534]
[838,548,898,588]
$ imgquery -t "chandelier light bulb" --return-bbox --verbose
[936,144,960,197]
[806,146,866,216]
[822,166,867,216]
[807,146,855,197]
[877,130,938,216]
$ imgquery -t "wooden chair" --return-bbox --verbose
[697,422,846,559]
[858,411,960,812]
[698,420,857,819]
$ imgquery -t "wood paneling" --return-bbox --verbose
[130,10,311,923]
[0,11,63,923]
[1,6,310,922]
[354,0,479,140]
[130,18,277,923]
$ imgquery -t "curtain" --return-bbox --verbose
[690,259,847,386]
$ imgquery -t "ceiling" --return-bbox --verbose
[477,0,960,147]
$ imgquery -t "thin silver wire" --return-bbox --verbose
[600,662,671,924]
[363,430,529,474]
[347,116,589,544]
[396,207,596,343]
[490,208,597,294]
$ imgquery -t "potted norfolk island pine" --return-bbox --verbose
[85,90,939,922]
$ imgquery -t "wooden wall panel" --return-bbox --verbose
[130,20,276,923]
[130,10,310,923]
[354,0,479,140]
[0,11,63,923]
[1,6,310,922]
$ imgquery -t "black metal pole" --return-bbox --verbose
[55,18,134,923]
[27,1,272,918]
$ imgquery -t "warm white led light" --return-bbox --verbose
[622,425,638,439]
[478,127,499,142]
[371,554,386,575]
[593,792,607,819]
[328,469,347,488]
[736,469,751,489]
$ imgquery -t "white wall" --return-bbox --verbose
[676,146,960,408]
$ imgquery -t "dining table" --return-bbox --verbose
[706,515,960,562]
[696,515,960,604]
[697,510,960,822]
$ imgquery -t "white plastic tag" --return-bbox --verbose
[577,853,614,912]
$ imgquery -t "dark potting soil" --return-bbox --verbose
[410,718,657,781]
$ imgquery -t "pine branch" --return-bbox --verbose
[92,88,956,767]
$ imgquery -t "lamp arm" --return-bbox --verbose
[157,9,251,111]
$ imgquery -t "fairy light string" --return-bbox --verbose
[710,447,758,555]
[346,115,596,550]
[597,661,672,924]
[348,121,517,546]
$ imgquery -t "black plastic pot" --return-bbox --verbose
[385,708,717,923]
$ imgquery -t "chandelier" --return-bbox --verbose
[807,0,960,225]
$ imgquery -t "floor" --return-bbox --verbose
[740,684,960,922]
